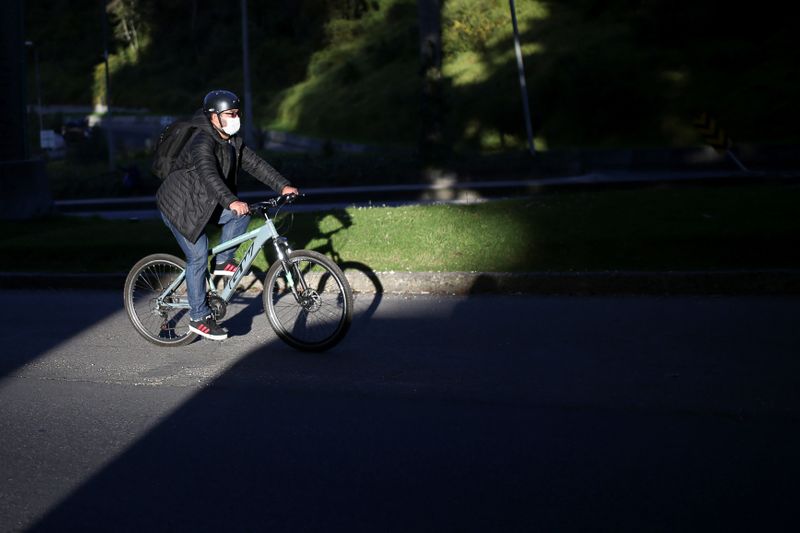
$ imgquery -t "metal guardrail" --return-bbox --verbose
[53,170,800,217]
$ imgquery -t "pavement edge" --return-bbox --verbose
[2,269,799,295]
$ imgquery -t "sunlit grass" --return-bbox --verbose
[2,185,798,274]
[230,184,800,273]
[443,52,490,86]
[286,202,535,272]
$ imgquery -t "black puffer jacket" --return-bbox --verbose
[156,110,290,243]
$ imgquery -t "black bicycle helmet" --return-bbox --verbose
[203,90,240,116]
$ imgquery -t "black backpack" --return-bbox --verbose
[151,120,199,180]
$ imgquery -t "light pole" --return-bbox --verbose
[509,0,535,156]
[25,41,44,151]
[101,0,115,170]
[241,0,256,147]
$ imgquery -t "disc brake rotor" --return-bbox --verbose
[299,290,322,312]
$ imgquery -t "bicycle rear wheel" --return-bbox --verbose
[124,253,197,347]
[263,250,353,352]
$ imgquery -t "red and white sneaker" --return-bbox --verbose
[189,315,228,340]
[213,258,239,277]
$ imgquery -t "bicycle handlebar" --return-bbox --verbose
[248,193,301,216]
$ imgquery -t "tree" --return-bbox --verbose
[107,0,148,52]
[417,0,446,163]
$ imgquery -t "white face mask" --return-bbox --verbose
[220,116,240,136]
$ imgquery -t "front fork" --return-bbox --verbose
[271,237,308,300]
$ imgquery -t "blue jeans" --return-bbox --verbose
[161,209,251,321]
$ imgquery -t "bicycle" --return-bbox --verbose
[123,194,353,351]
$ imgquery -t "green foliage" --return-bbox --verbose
[444,0,547,54]
[25,0,109,104]
[106,0,149,52]
[24,0,800,151]
[266,0,420,143]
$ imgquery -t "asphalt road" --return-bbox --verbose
[1,290,798,532]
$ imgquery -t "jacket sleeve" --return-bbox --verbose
[241,145,291,193]
[190,133,239,209]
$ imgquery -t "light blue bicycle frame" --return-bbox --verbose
[157,217,296,310]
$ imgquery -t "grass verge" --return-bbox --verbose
[2,184,798,274]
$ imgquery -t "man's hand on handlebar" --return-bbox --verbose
[281,185,300,197]
[246,189,303,215]
[229,200,250,216]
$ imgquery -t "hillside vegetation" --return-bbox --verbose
[25,0,798,151]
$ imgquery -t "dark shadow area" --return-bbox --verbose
[298,209,355,262]
[26,293,800,532]
[24,0,800,180]
[213,265,268,339]
[28,0,800,205]
[444,0,797,151]
[286,208,384,320]
[468,273,500,294]
[339,261,384,322]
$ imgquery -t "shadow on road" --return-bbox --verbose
[26,291,800,532]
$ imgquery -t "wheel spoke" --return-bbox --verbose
[125,255,196,346]
[264,251,352,351]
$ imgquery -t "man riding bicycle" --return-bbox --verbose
[156,89,299,340]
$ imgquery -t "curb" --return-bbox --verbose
[343,270,800,295]
[2,270,799,295]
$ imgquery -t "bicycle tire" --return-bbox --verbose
[124,253,198,347]
[263,250,353,352]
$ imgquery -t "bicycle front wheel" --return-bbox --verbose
[124,253,197,347]
[263,250,353,352]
